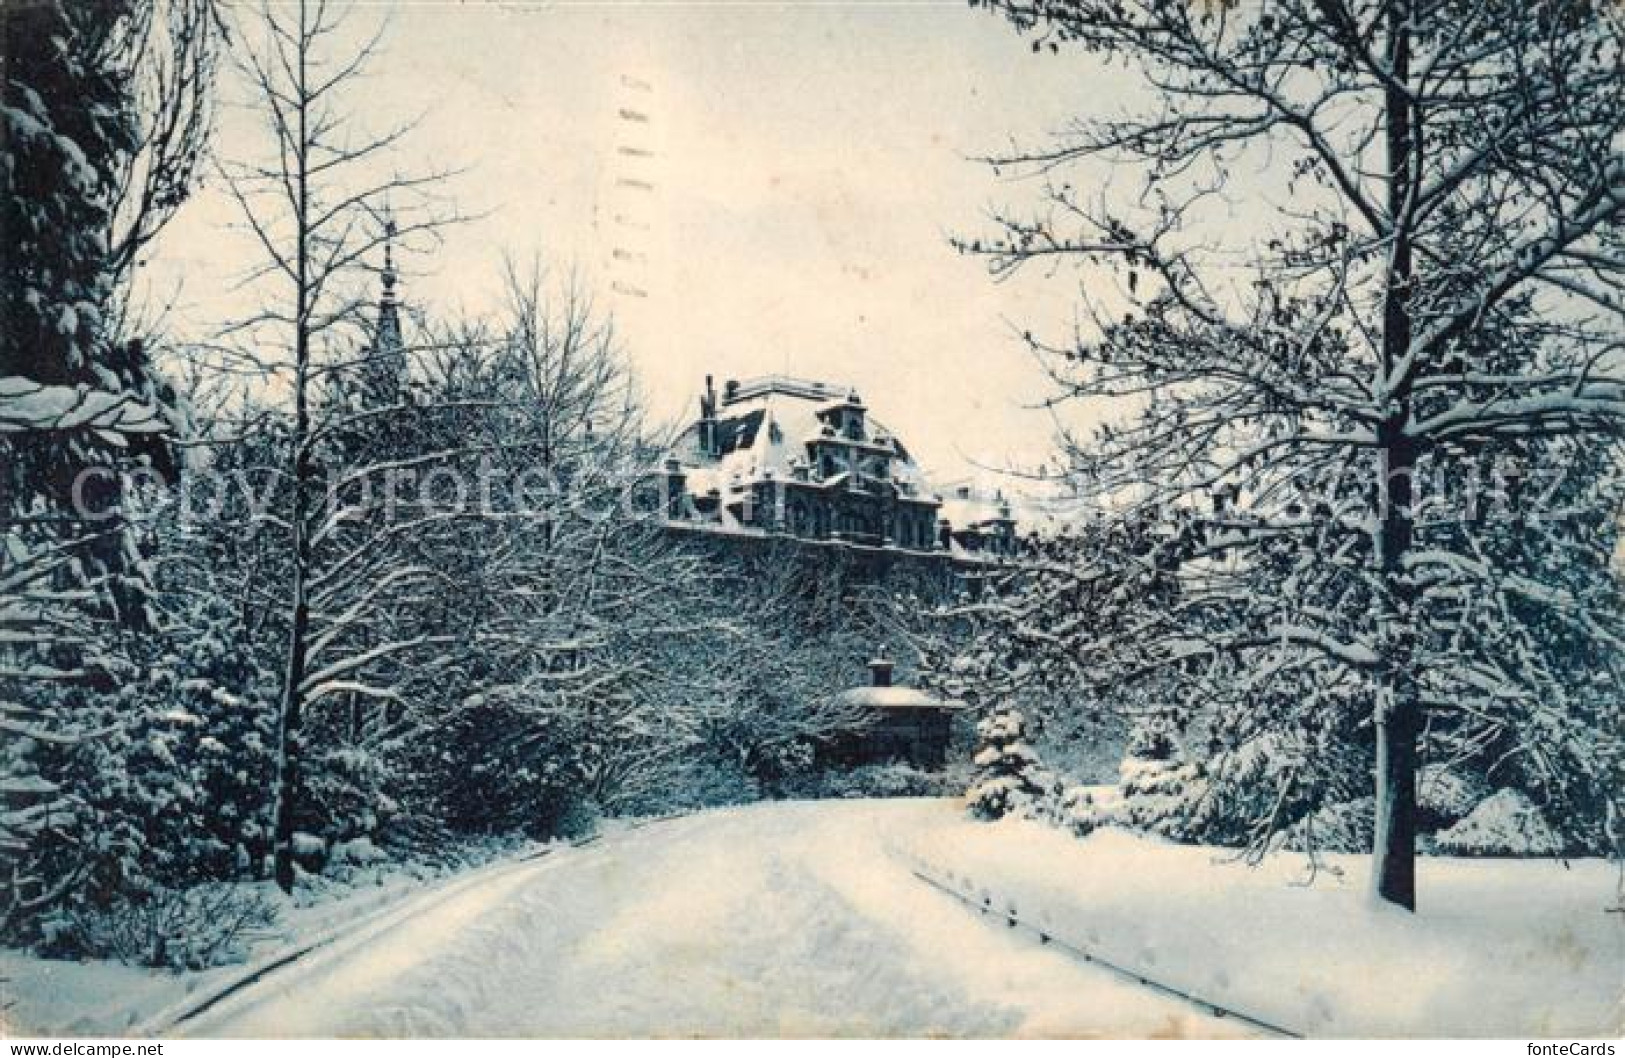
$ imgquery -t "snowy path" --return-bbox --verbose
[178,800,1246,1038]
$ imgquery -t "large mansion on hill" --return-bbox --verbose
[660,375,1020,562]
[355,248,1026,566]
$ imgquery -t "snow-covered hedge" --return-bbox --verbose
[1279,796,1374,855]
[800,762,962,800]
[1434,789,1564,857]
[1418,764,1491,829]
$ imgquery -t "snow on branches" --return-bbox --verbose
[955,0,1625,904]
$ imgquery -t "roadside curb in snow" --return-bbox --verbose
[901,851,1304,1040]
[141,811,695,1035]
[138,846,557,1035]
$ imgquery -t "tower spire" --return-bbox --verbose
[381,214,398,301]
[364,212,405,404]
[374,212,402,353]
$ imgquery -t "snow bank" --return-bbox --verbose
[1,836,544,1036]
[903,808,1623,1038]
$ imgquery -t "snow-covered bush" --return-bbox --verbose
[1052,783,1102,837]
[966,709,1054,821]
[329,836,387,868]
[812,762,961,799]
[59,883,278,971]
[553,798,602,842]
[300,744,398,852]
[0,0,208,941]
[1111,705,1214,839]
[622,754,762,816]
[1114,753,1208,838]
[411,694,589,841]
[1279,796,1375,855]
[1418,764,1492,830]
[1434,789,1564,857]
[1124,703,1183,762]
[114,605,279,888]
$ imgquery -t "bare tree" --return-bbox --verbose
[219,0,460,891]
[108,0,224,285]
[964,0,1624,908]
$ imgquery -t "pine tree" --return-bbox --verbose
[1,0,218,943]
[967,708,1053,822]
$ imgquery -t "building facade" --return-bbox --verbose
[662,375,1019,562]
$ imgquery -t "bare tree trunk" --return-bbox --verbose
[271,538,309,892]
[1372,431,1420,909]
[223,0,461,892]
[1372,0,1419,912]
[271,0,313,894]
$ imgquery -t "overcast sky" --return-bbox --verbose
[148,1,1136,481]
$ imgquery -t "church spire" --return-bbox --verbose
[363,214,405,404]
[375,214,402,356]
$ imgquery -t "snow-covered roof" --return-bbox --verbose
[836,685,963,710]
[672,379,930,495]
[938,493,1011,532]
[935,482,1087,539]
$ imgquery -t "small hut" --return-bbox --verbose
[833,655,962,769]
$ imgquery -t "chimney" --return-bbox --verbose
[663,457,687,519]
[868,654,894,688]
[698,375,718,457]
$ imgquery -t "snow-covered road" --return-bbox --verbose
[179,800,1245,1038]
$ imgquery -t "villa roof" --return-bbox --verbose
[673,379,929,495]
[836,685,964,710]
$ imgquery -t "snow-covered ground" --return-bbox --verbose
[1,840,541,1036]
[904,810,1624,1038]
[5,799,1618,1038]
[164,800,1244,1038]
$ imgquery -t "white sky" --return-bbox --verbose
[147,1,1137,480]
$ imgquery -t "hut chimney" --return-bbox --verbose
[868,654,894,688]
